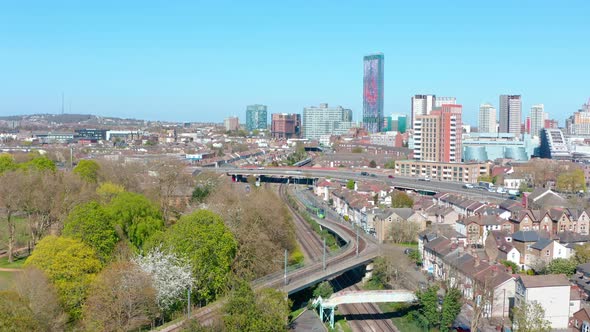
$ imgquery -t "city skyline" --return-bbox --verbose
[0,1,589,126]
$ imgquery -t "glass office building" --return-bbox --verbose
[363,53,384,133]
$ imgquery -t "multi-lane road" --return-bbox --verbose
[216,167,508,202]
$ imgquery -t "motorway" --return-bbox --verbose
[215,167,508,202]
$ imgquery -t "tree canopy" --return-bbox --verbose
[73,159,100,183]
[159,210,237,304]
[105,192,164,249]
[0,291,41,332]
[0,153,17,174]
[346,179,355,190]
[63,201,119,261]
[391,191,414,208]
[512,300,551,332]
[556,169,586,193]
[24,236,103,320]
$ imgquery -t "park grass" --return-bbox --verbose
[0,216,30,250]
[0,256,27,269]
[289,307,307,322]
[0,271,16,290]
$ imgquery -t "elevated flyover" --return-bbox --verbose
[313,290,417,328]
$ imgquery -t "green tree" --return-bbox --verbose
[96,182,125,203]
[440,287,462,332]
[545,258,577,276]
[351,147,363,153]
[556,169,587,193]
[63,201,119,261]
[313,281,333,299]
[384,160,395,169]
[105,192,164,249]
[0,153,17,174]
[24,236,103,320]
[161,210,237,304]
[501,260,520,274]
[416,285,440,329]
[391,191,414,208]
[346,179,355,190]
[192,184,212,203]
[512,300,551,332]
[574,243,590,264]
[0,291,41,332]
[223,281,289,332]
[477,175,493,183]
[73,159,100,183]
[369,160,377,168]
[409,249,422,265]
[22,156,57,173]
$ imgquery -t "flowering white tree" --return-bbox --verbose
[134,247,194,311]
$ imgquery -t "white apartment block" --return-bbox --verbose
[478,103,497,133]
[529,104,546,138]
[411,94,435,129]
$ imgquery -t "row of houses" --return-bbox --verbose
[419,231,587,330]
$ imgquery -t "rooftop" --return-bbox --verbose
[519,274,570,288]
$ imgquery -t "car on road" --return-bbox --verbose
[418,176,431,182]
[462,183,474,189]
[388,175,394,179]
[360,171,369,176]
[370,173,377,177]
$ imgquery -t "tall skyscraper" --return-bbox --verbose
[411,94,436,129]
[363,53,384,133]
[413,104,463,163]
[302,103,354,140]
[478,103,497,133]
[499,95,522,135]
[245,104,268,131]
[435,96,457,108]
[271,113,301,139]
[529,104,546,137]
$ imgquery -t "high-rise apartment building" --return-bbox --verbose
[271,113,301,139]
[499,95,522,135]
[413,104,463,163]
[302,103,354,140]
[566,100,590,135]
[363,53,384,133]
[245,104,268,131]
[435,96,457,108]
[529,104,546,137]
[411,94,436,129]
[478,103,497,133]
[224,116,239,131]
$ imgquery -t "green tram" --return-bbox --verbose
[304,203,325,219]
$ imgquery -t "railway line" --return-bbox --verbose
[278,184,324,262]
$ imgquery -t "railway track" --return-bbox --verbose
[278,184,324,262]
[330,277,398,332]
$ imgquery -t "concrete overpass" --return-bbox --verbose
[313,290,417,328]
[216,167,507,201]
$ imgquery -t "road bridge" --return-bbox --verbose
[313,290,417,328]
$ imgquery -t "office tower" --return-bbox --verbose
[529,104,545,137]
[302,103,354,140]
[566,100,590,135]
[271,113,301,139]
[545,119,559,129]
[499,95,522,135]
[435,96,457,108]
[245,104,268,131]
[224,116,239,131]
[411,94,436,129]
[363,53,384,133]
[478,103,497,133]
[391,113,407,133]
[413,104,463,163]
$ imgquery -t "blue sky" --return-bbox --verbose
[0,1,589,126]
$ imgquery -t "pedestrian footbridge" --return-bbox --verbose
[312,289,417,328]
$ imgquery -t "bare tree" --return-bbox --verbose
[0,171,22,262]
[470,275,495,332]
[83,262,159,332]
[14,267,67,332]
[147,160,194,223]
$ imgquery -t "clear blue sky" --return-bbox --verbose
[1,1,589,126]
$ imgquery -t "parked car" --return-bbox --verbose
[404,248,415,255]
[418,176,431,182]
[370,173,377,177]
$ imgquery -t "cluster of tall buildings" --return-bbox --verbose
[566,100,590,135]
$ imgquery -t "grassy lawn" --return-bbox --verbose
[289,307,306,322]
[332,316,352,332]
[0,256,27,269]
[0,271,16,290]
[0,216,31,250]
